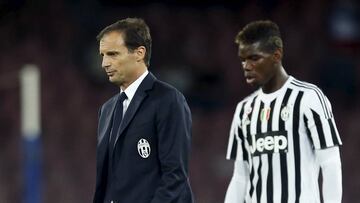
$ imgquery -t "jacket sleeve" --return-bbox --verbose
[151,91,193,203]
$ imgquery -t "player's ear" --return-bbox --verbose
[135,46,146,62]
[272,48,282,62]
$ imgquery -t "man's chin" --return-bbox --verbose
[247,82,263,90]
[108,77,122,86]
[108,76,116,83]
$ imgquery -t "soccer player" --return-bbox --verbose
[225,20,342,203]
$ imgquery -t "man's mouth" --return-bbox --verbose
[245,74,256,84]
[246,77,256,84]
[106,71,116,76]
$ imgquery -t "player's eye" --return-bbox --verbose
[249,55,260,61]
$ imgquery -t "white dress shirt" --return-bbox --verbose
[120,70,149,116]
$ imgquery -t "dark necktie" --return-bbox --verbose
[106,92,127,198]
[109,92,127,153]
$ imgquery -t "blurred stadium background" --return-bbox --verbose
[0,0,359,202]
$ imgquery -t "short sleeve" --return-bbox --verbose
[303,89,342,149]
[226,102,247,161]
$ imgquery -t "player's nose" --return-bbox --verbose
[242,60,253,70]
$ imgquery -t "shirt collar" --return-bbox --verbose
[121,70,149,102]
[258,75,293,101]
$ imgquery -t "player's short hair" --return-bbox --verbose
[235,20,283,53]
[97,17,152,67]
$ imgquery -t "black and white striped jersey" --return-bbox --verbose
[226,76,342,203]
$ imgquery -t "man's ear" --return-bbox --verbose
[135,46,146,62]
[272,48,283,62]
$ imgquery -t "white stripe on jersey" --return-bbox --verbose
[226,76,342,203]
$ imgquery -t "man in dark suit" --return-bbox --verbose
[93,18,194,203]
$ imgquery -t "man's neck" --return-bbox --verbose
[262,67,288,94]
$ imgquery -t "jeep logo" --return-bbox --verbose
[248,131,288,156]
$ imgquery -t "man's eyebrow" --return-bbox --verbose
[100,51,119,56]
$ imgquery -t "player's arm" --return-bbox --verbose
[225,160,249,203]
[225,102,249,203]
[315,146,342,203]
[303,89,342,202]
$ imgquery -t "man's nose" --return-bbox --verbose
[102,57,110,69]
[242,61,252,70]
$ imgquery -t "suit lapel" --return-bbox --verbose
[98,97,117,146]
[97,96,117,175]
[114,72,156,145]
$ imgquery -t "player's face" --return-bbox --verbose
[238,42,277,87]
[99,31,139,89]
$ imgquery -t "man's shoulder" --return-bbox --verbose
[153,79,177,91]
[102,94,118,108]
[288,77,327,98]
[238,89,260,105]
[152,79,185,98]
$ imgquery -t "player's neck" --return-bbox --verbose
[262,67,288,94]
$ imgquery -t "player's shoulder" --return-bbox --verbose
[288,76,327,98]
[235,89,260,110]
[288,76,334,110]
[289,77,335,118]
[242,89,260,103]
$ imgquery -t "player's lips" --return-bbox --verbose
[246,77,256,84]
[244,73,256,84]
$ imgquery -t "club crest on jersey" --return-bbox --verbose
[249,131,288,156]
[245,106,252,114]
[137,139,151,158]
[260,107,271,122]
[242,107,252,126]
[281,106,291,121]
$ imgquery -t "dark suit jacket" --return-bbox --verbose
[94,72,194,203]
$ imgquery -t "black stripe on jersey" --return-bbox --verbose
[293,91,304,203]
[229,134,238,159]
[328,119,340,146]
[247,96,258,198]
[255,102,264,202]
[311,109,327,148]
[266,99,276,203]
[238,103,249,161]
[256,160,262,202]
[279,88,292,203]
[246,97,257,146]
[304,115,317,149]
[291,80,330,119]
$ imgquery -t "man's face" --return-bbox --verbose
[238,42,276,87]
[99,31,138,89]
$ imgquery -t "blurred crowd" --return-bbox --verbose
[0,0,359,202]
